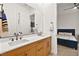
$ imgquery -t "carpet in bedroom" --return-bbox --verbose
[57,45,78,56]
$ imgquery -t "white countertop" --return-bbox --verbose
[0,34,51,54]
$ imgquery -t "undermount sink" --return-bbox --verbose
[8,39,29,46]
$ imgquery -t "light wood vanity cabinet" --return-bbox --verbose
[0,36,51,56]
[44,37,51,55]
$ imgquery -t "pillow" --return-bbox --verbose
[58,32,65,35]
[64,32,72,36]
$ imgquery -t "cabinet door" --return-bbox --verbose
[44,37,51,56]
[24,42,37,56]
[36,41,45,56]
[2,50,24,56]
[2,47,25,56]
[2,51,18,56]
[16,46,28,56]
[24,48,36,56]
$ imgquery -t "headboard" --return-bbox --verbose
[57,29,75,36]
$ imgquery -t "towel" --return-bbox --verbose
[0,11,7,20]
[2,12,7,20]
[0,12,2,19]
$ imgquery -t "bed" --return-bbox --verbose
[57,29,78,50]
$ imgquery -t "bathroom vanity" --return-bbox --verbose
[0,34,51,56]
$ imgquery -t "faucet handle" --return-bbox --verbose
[20,32,23,34]
[14,33,19,36]
[14,33,17,36]
[9,38,14,41]
[19,32,22,35]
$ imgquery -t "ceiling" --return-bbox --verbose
[57,3,79,15]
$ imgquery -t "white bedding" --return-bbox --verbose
[57,35,77,41]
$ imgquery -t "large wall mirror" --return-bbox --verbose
[0,3,43,37]
[0,3,35,37]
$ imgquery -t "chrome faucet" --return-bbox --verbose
[14,33,19,40]
[18,32,23,40]
[14,32,23,40]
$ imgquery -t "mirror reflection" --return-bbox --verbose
[0,3,38,37]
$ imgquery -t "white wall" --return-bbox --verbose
[57,10,79,35]
[3,3,34,36]
[28,4,57,55]
[41,4,57,55]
